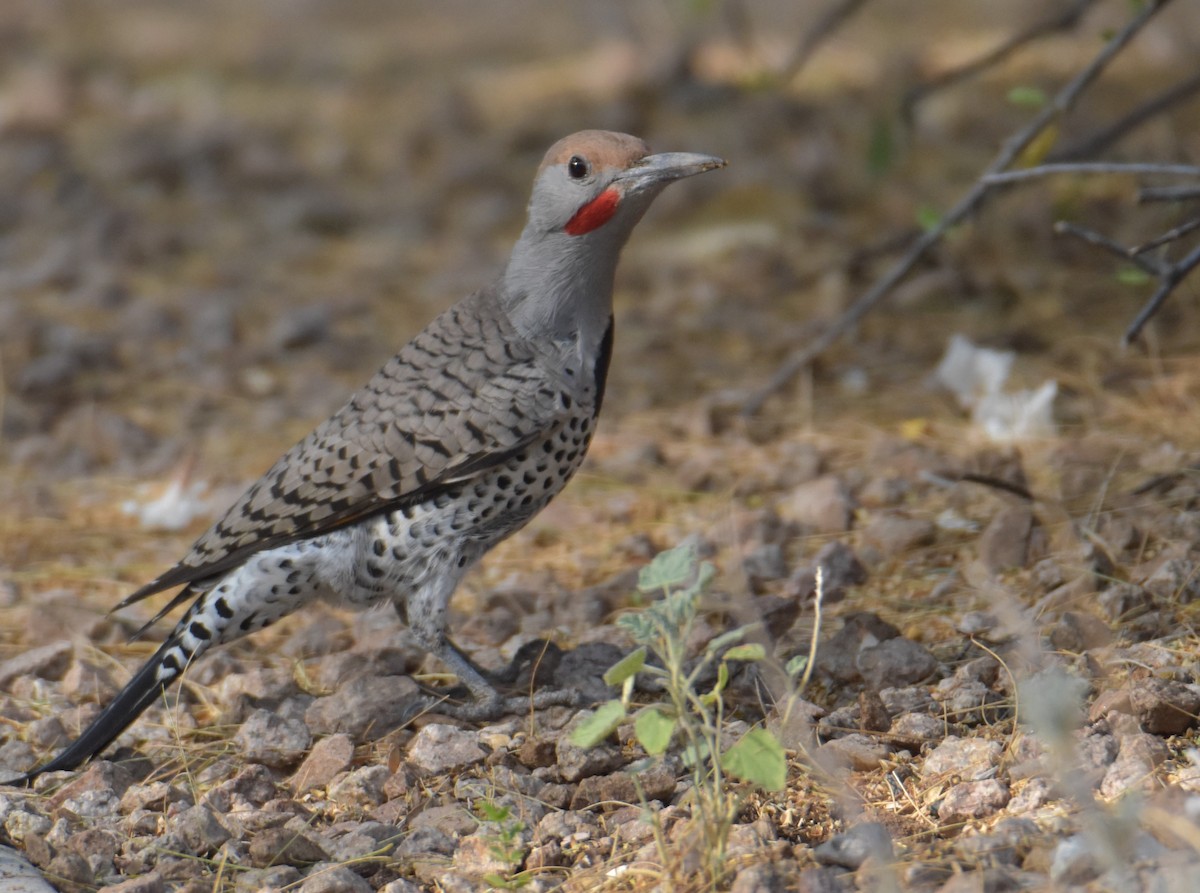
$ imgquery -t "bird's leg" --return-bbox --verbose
[403,595,579,719]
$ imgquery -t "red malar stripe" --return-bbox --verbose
[565,188,620,235]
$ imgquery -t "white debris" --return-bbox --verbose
[121,477,222,531]
[932,334,1056,442]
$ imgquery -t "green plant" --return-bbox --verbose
[571,543,787,888]
[477,800,530,890]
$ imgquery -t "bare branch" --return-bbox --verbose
[1139,185,1200,203]
[781,0,871,83]
[902,0,1097,121]
[1124,242,1200,345]
[1053,221,1168,275]
[1131,216,1200,255]
[1049,69,1200,162]
[984,162,1200,186]
[744,0,1173,416]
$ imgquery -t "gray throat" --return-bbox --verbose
[500,225,628,367]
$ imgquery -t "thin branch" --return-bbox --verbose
[984,162,1200,186]
[902,0,1098,121]
[743,0,1172,416]
[1131,216,1200,256]
[1139,185,1200,203]
[1053,221,1167,275]
[1054,220,1200,344]
[1049,69,1200,162]
[781,0,871,83]
[1124,242,1200,345]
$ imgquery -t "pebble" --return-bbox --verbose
[813,821,893,869]
[937,779,1010,823]
[290,733,355,794]
[304,675,419,739]
[407,724,487,775]
[234,709,313,769]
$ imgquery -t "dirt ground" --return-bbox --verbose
[2,1,1200,891]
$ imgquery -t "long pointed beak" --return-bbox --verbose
[616,152,727,191]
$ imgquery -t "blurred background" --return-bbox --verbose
[1,0,1199,558]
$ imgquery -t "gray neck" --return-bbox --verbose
[500,224,630,364]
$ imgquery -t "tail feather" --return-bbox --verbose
[22,635,196,783]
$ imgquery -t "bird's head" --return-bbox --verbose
[525,130,726,238]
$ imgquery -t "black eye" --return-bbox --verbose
[567,155,589,180]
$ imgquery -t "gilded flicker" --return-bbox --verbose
[22,130,725,778]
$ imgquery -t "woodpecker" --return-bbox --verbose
[19,130,725,779]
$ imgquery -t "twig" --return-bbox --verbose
[1131,216,1200,255]
[983,162,1200,186]
[1123,242,1200,344]
[902,0,1098,121]
[1054,220,1200,343]
[1053,221,1168,275]
[1139,185,1200,203]
[1049,69,1200,161]
[743,0,1173,416]
[780,0,871,83]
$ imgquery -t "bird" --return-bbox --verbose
[17,130,725,780]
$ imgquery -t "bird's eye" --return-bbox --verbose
[567,155,589,180]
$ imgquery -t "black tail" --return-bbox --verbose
[21,638,186,783]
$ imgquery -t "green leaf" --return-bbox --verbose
[478,801,510,823]
[722,643,766,662]
[867,115,896,177]
[1007,85,1048,108]
[704,627,748,656]
[604,647,647,687]
[721,728,787,792]
[702,661,729,706]
[635,707,677,755]
[916,205,941,233]
[785,654,809,678]
[570,700,626,748]
[1117,265,1152,286]
[637,544,696,593]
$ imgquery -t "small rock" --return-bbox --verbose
[856,637,937,689]
[234,867,303,893]
[304,675,419,739]
[813,540,869,593]
[1127,677,1200,735]
[889,712,947,747]
[1048,611,1112,653]
[815,613,901,684]
[977,504,1033,573]
[407,724,486,775]
[556,711,626,782]
[0,641,73,689]
[453,831,527,881]
[860,511,936,558]
[235,709,313,769]
[729,860,800,893]
[780,475,854,534]
[924,737,1001,779]
[96,872,165,893]
[1141,558,1200,603]
[248,827,330,868]
[327,765,389,809]
[937,779,1010,824]
[290,734,355,794]
[410,805,477,838]
[1006,777,1054,815]
[269,305,332,352]
[296,862,373,893]
[569,764,677,809]
[44,851,93,892]
[813,821,893,869]
[1099,732,1170,798]
[742,543,788,591]
[1049,834,1102,886]
[880,686,936,715]
[174,805,231,856]
[815,733,890,771]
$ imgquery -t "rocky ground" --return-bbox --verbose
[2,1,1200,891]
